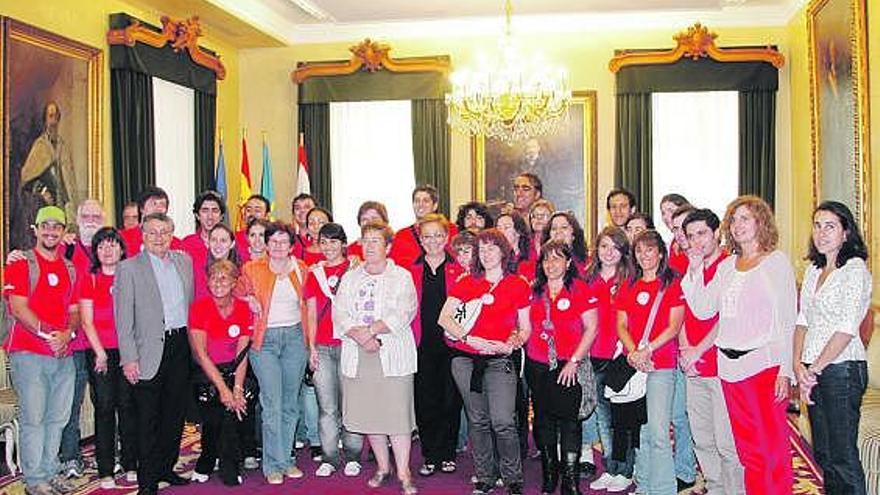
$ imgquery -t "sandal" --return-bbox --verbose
[440,461,456,473]
[368,470,392,488]
[401,477,419,494]
[417,463,437,477]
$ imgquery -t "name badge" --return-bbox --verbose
[636,291,650,306]
[481,293,495,305]
[47,273,59,287]
[556,298,571,311]
[228,325,241,338]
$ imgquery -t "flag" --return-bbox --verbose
[215,139,227,200]
[238,134,252,229]
[260,138,275,212]
[296,132,311,195]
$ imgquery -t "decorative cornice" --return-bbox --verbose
[608,22,785,73]
[107,16,226,79]
[292,38,450,84]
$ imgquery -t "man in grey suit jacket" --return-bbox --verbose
[115,212,194,495]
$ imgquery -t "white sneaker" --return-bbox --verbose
[125,471,137,483]
[343,461,361,477]
[191,472,210,483]
[294,440,305,449]
[100,477,119,489]
[243,457,259,470]
[590,472,615,490]
[315,463,336,477]
[606,474,633,492]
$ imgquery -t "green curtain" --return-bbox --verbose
[739,90,776,208]
[614,93,653,216]
[194,91,216,196]
[299,65,449,104]
[110,69,154,226]
[412,99,450,216]
[298,103,332,211]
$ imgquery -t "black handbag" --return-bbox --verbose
[194,343,258,405]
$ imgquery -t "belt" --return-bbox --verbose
[718,347,755,360]
[165,326,187,335]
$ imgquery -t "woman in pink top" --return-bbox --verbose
[79,227,137,488]
[681,195,796,494]
[616,230,686,495]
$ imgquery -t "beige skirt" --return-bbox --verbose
[342,347,415,435]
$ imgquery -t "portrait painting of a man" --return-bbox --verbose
[2,18,101,254]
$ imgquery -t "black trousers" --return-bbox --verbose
[415,348,462,464]
[808,360,868,495]
[195,395,255,483]
[524,358,582,454]
[132,330,191,490]
[86,349,138,478]
[511,349,531,455]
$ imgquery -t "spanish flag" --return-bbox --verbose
[238,134,253,229]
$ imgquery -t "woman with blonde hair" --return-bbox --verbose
[681,195,796,494]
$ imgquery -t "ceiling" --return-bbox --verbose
[167,0,805,47]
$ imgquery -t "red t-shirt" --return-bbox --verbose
[188,297,254,364]
[181,233,210,301]
[235,229,250,264]
[301,249,326,267]
[78,271,119,349]
[347,241,363,260]
[3,251,75,356]
[389,225,423,268]
[515,259,537,282]
[683,252,728,377]
[615,277,685,370]
[668,241,688,276]
[303,261,350,347]
[121,225,183,257]
[526,279,591,363]
[448,273,530,354]
[290,233,312,260]
[585,275,621,359]
[66,242,92,352]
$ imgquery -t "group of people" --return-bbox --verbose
[2,170,872,495]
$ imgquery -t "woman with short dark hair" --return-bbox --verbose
[794,201,871,495]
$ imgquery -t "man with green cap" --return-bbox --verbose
[3,205,78,495]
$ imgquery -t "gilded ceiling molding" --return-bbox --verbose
[608,22,785,73]
[106,16,226,79]
[292,38,450,84]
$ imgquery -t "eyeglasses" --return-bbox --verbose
[420,233,446,241]
[144,230,173,238]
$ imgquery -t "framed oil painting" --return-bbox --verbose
[1,18,103,260]
[807,0,870,242]
[472,90,598,244]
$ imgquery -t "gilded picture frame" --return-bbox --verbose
[0,18,103,262]
[807,0,871,245]
[472,90,598,245]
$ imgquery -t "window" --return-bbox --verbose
[152,77,195,234]
[329,100,416,239]
[652,91,738,237]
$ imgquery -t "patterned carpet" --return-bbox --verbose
[0,419,823,495]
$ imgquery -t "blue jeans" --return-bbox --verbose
[59,350,88,463]
[249,325,308,476]
[593,360,634,477]
[808,360,868,495]
[637,369,676,495]
[10,352,75,487]
[312,345,363,466]
[296,381,320,446]
[672,368,696,483]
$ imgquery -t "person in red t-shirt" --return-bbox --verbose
[120,186,184,256]
[525,240,598,494]
[624,211,654,243]
[182,191,226,299]
[235,194,271,263]
[299,207,331,266]
[3,206,77,494]
[188,260,254,486]
[616,230,687,495]
[677,208,743,494]
[450,231,477,275]
[668,204,696,277]
[78,227,138,488]
[582,226,637,493]
[439,229,531,495]
[496,212,536,282]
[390,185,440,268]
[303,222,363,477]
[242,218,269,264]
[527,199,554,261]
[541,211,589,275]
[347,201,388,260]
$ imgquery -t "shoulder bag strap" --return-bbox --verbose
[640,288,666,348]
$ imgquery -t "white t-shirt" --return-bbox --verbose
[266,276,301,327]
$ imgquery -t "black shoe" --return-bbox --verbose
[159,473,191,486]
[136,488,158,495]
[561,452,582,495]
[677,477,696,493]
[539,449,559,494]
[310,446,323,462]
[472,481,495,494]
[507,482,523,495]
[579,461,596,480]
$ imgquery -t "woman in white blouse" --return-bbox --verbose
[794,201,871,495]
[681,195,796,495]
[332,221,419,494]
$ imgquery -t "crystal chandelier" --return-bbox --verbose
[445,0,572,144]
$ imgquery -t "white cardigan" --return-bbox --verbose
[332,259,418,378]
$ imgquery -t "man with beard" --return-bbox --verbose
[181,191,226,299]
[20,102,79,221]
[235,194,270,262]
[511,173,543,219]
[4,206,78,495]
